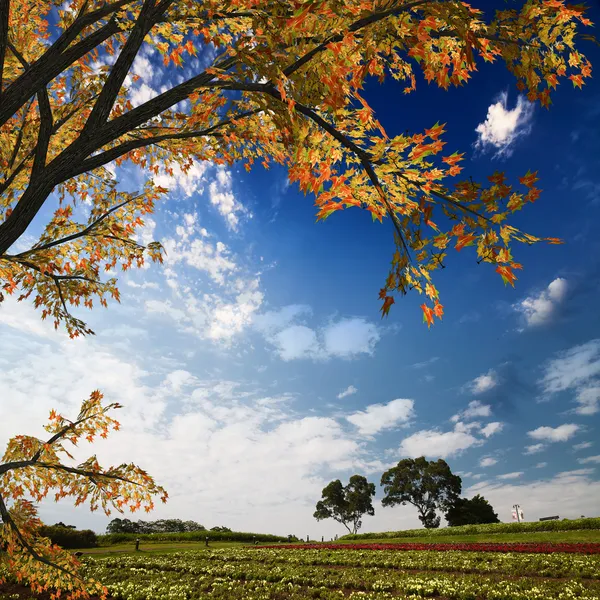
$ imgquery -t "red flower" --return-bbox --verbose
[256,542,600,554]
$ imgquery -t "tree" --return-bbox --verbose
[210,526,231,532]
[445,494,500,527]
[313,475,376,534]
[106,517,140,534]
[381,457,461,528]
[0,0,595,335]
[0,390,168,600]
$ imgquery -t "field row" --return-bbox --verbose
[194,547,600,578]
[262,542,600,554]
[74,550,600,600]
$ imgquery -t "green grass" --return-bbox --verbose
[73,529,600,557]
[75,540,254,557]
[333,529,600,544]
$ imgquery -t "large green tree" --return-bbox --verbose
[445,494,500,527]
[0,0,595,336]
[314,475,376,534]
[381,457,461,528]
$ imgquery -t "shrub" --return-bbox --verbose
[97,530,287,545]
[340,517,600,540]
[38,525,98,549]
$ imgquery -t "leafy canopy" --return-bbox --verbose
[444,494,500,527]
[105,517,206,533]
[0,0,595,335]
[0,391,168,600]
[314,475,376,534]
[381,457,462,529]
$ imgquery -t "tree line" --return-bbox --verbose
[314,457,499,534]
[105,518,231,534]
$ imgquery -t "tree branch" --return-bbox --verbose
[7,98,33,170]
[0,17,121,127]
[12,193,145,257]
[74,109,262,177]
[0,493,81,582]
[0,0,9,95]
[31,87,54,181]
[283,0,429,78]
[82,0,172,135]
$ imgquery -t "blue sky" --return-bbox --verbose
[1,3,600,537]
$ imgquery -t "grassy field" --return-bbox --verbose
[2,529,600,599]
[334,529,600,545]
[71,528,600,557]
[3,544,600,600]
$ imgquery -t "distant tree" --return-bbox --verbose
[314,475,376,534]
[183,520,206,532]
[210,526,231,532]
[53,522,76,529]
[106,518,140,534]
[381,457,462,529]
[107,517,205,534]
[445,495,500,527]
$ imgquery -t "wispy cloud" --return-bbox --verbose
[497,471,524,480]
[337,385,358,399]
[524,443,546,455]
[479,457,498,467]
[410,357,439,369]
[539,339,600,415]
[451,400,492,423]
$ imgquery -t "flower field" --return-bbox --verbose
[4,544,600,600]
[259,542,600,554]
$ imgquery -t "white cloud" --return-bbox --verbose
[451,400,492,423]
[464,470,600,523]
[474,92,534,156]
[126,279,160,290]
[163,236,237,285]
[204,279,264,342]
[399,428,481,459]
[480,421,504,438]
[323,318,380,358]
[255,309,381,362]
[337,385,358,399]
[497,471,524,480]
[479,457,498,467]
[153,159,208,197]
[514,278,568,329]
[253,305,311,334]
[578,455,600,464]
[411,357,439,369]
[130,82,159,108]
[271,325,320,361]
[539,339,600,415]
[524,443,546,455]
[574,441,593,451]
[208,167,246,230]
[347,399,414,437]
[527,423,580,442]
[454,421,482,434]
[468,371,498,394]
[0,323,393,538]
[535,462,547,468]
